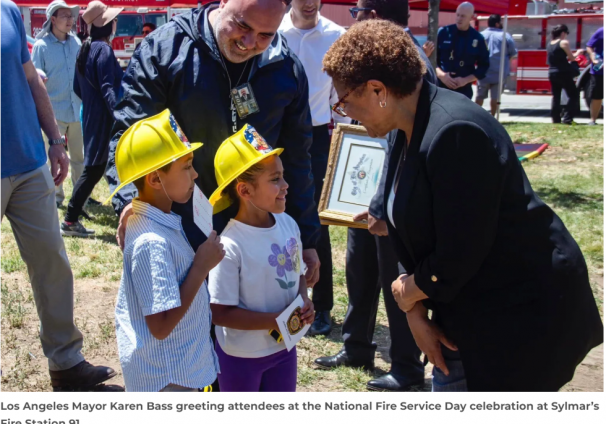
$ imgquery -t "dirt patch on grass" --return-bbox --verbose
[1,272,123,391]
[5,265,598,392]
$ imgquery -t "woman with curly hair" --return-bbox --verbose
[323,20,603,392]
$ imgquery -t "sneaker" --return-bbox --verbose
[60,221,95,237]
[588,121,598,126]
[87,198,102,206]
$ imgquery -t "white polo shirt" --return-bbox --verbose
[280,13,349,127]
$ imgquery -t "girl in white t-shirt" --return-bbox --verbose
[208,125,314,392]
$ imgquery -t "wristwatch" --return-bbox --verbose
[48,135,66,146]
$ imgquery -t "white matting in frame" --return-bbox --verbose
[318,124,387,228]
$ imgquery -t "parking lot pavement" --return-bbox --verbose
[471,86,603,125]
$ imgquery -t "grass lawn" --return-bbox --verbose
[1,123,603,392]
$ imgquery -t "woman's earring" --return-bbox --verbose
[379,101,387,108]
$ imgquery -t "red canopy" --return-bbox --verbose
[14,0,512,15]
[320,0,510,15]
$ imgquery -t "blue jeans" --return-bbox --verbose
[432,359,468,392]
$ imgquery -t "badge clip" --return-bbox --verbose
[231,83,260,119]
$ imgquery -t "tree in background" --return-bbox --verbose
[428,0,440,67]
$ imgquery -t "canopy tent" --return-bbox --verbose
[320,0,511,15]
[15,0,512,14]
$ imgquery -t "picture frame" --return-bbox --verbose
[318,124,388,229]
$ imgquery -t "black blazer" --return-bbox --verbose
[372,81,603,391]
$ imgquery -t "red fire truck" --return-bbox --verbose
[476,4,603,107]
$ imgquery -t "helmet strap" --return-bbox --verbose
[156,171,173,203]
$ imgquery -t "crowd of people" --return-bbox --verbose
[1,0,603,393]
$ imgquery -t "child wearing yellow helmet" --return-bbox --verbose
[109,109,224,392]
[207,125,314,392]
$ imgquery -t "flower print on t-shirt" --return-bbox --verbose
[268,243,296,289]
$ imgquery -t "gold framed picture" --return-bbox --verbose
[318,124,388,229]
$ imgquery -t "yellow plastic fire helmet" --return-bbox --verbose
[104,109,203,204]
[209,124,283,214]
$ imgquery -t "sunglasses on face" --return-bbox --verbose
[349,7,372,19]
[142,30,152,35]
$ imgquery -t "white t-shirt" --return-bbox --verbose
[279,13,349,127]
[208,213,305,358]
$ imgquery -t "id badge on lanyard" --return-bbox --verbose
[229,82,260,133]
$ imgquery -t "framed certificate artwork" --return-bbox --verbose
[318,124,388,229]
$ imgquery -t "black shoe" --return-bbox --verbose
[308,310,331,336]
[87,198,102,206]
[367,373,425,392]
[50,360,118,392]
[315,349,374,371]
[91,384,125,392]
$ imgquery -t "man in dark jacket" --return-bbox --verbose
[106,0,321,283]
[436,2,489,99]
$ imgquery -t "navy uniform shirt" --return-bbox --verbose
[437,24,489,98]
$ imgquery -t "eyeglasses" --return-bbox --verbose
[332,87,356,117]
[349,7,372,19]
[56,15,75,21]
[142,30,152,35]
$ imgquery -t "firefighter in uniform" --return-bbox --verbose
[436,2,489,99]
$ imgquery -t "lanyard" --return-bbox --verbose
[211,33,250,134]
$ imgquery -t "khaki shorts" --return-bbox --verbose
[476,80,504,100]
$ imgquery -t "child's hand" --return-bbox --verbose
[300,295,315,326]
[194,231,225,273]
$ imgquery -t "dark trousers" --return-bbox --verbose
[310,124,334,312]
[549,73,579,124]
[65,162,106,222]
[342,228,424,380]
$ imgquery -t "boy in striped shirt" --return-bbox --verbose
[106,110,225,391]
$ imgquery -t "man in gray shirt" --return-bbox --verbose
[475,14,517,116]
[32,0,84,207]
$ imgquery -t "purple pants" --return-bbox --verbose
[215,340,297,392]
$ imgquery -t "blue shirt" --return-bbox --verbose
[1,0,47,179]
[31,31,82,123]
[587,27,603,76]
[437,24,490,88]
[115,200,219,392]
[481,27,518,84]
